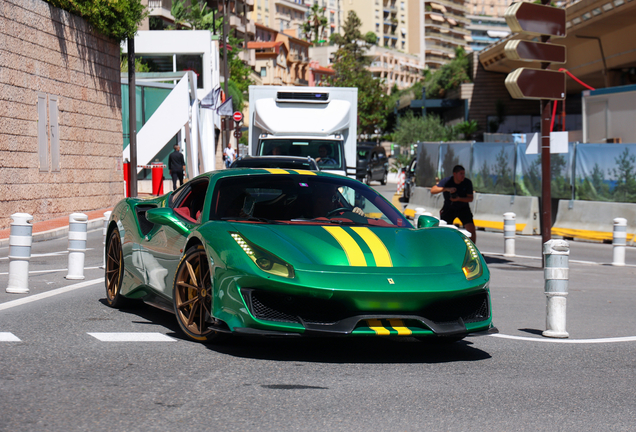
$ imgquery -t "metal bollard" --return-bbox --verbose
[6,213,34,294]
[101,211,112,269]
[542,239,570,338]
[66,213,88,280]
[503,212,516,257]
[612,217,627,266]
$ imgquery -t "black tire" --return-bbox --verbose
[365,172,372,185]
[380,170,387,185]
[173,245,225,343]
[105,229,128,308]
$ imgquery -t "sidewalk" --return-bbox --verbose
[0,208,113,248]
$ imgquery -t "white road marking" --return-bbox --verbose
[481,251,636,267]
[490,333,636,344]
[88,332,177,342]
[0,332,21,342]
[0,278,104,312]
[0,266,101,276]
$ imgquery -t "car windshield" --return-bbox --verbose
[210,175,412,228]
[259,139,343,170]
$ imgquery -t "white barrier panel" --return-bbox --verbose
[473,194,540,235]
[404,188,539,235]
[552,200,636,242]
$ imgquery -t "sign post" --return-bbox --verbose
[504,0,566,257]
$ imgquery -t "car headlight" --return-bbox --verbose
[462,237,482,280]
[230,233,295,278]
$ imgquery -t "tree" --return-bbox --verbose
[425,46,471,99]
[392,112,459,146]
[455,120,479,140]
[329,11,388,136]
[45,0,147,41]
[165,0,253,110]
[302,4,328,44]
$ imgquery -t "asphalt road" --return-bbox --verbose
[1,187,636,431]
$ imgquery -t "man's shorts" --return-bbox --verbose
[440,205,474,226]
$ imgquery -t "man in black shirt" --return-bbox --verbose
[168,144,186,190]
[430,165,476,243]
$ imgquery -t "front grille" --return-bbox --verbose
[245,290,348,325]
[243,289,490,327]
[422,292,490,324]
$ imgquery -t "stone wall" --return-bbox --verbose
[0,0,124,229]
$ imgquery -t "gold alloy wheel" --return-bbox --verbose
[105,230,123,306]
[174,247,217,341]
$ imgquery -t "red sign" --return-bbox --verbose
[505,68,565,100]
[505,2,566,38]
[504,40,566,64]
[233,111,243,123]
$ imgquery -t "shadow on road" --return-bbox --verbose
[98,298,493,364]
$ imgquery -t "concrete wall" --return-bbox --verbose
[0,0,124,230]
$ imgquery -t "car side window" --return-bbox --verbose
[171,179,209,224]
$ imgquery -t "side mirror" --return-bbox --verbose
[146,207,190,235]
[417,215,439,229]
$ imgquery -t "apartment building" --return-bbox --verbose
[249,23,312,85]
[143,0,256,67]
[343,0,413,52]
[466,14,509,52]
[252,0,308,38]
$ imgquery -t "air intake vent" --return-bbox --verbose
[276,92,329,102]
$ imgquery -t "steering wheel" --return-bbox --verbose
[326,207,350,217]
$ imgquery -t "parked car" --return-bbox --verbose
[230,155,319,171]
[402,157,417,202]
[356,144,389,185]
[104,169,494,343]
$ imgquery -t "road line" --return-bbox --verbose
[0,278,104,312]
[0,332,21,342]
[87,332,177,342]
[481,251,636,267]
[490,333,636,344]
[0,266,102,276]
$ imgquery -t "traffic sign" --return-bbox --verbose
[233,130,242,139]
[505,2,566,37]
[504,40,566,64]
[505,68,565,100]
[233,111,243,123]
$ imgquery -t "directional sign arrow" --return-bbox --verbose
[505,2,566,38]
[505,68,565,100]
[504,40,566,64]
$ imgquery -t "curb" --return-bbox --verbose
[0,218,105,249]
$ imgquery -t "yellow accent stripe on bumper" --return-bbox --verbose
[323,226,366,266]
[351,227,393,267]
[388,319,412,335]
[264,168,289,174]
[366,319,391,335]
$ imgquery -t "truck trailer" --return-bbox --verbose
[248,86,358,177]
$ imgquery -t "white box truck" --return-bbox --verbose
[248,86,358,177]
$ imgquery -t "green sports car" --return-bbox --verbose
[105,168,495,343]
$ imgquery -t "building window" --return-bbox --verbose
[261,67,267,77]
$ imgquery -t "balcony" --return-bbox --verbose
[294,78,309,86]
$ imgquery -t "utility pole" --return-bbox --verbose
[222,0,230,157]
[127,37,137,198]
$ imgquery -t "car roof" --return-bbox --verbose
[230,155,319,170]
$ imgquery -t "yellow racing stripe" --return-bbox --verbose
[264,168,289,174]
[323,226,367,266]
[388,319,412,336]
[351,227,393,267]
[366,319,391,335]
[291,169,316,175]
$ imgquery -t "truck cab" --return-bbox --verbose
[248,86,358,178]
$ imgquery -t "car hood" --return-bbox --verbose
[229,223,474,275]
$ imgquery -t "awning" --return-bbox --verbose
[430,3,447,13]
[446,17,457,25]
[487,30,510,38]
[401,27,406,34]
[430,13,444,22]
